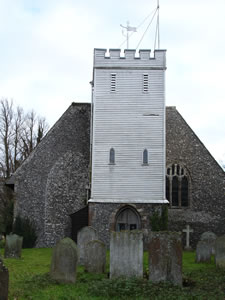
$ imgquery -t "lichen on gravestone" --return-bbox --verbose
[50,237,78,283]
[4,233,23,259]
[84,239,106,273]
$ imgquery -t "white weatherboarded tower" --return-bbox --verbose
[88,48,168,242]
[90,48,167,203]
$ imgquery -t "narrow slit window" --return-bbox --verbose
[111,73,116,92]
[109,148,115,164]
[143,74,149,93]
[143,149,148,164]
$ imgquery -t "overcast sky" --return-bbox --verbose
[0,0,224,166]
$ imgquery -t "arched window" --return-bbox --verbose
[143,149,148,165]
[109,148,115,164]
[115,206,141,231]
[166,164,190,208]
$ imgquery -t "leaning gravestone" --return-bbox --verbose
[84,240,106,273]
[215,235,225,268]
[149,232,182,286]
[196,240,211,263]
[200,231,217,255]
[77,226,98,265]
[50,237,78,283]
[0,257,9,300]
[4,233,23,258]
[110,231,143,278]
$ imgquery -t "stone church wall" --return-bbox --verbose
[14,103,91,247]
[166,107,225,247]
[13,104,225,248]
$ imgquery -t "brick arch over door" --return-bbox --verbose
[115,205,141,231]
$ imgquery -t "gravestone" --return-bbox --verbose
[149,232,182,286]
[196,240,211,263]
[200,231,217,255]
[182,225,193,250]
[77,226,98,265]
[4,233,23,258]
[0,257,9,300]
[215,235,225,268]
[84,240,106,273]
[50,237,78,283]
[110,231,143,278]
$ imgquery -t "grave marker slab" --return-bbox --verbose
[4,234,23,258]
[77,226,98,265]
[50,237,78,283]
[200,231,217,255]
[0,257,9,300]
[110,231,143,278]
[84,240,106,273]
[149,232,182,286]
[215,235,225,268]
[196,240,211,263]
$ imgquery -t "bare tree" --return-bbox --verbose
[0,98,49,178]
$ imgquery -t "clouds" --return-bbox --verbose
[0,0,224,164]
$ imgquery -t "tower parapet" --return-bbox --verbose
[94,48,166,69]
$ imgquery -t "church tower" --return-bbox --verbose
[89,48,168,243]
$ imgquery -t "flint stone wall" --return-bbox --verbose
[166,107,225,248]
[50,237,78,283]
[14,103,91,247]
[84,240,106,273]
[110,231,143,278]
[149,231,182,286]
[77,226,98,265]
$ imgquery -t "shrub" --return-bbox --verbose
[13,215,37,248]
[150,205,168,231]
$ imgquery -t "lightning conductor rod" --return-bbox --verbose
[157,0,160,49]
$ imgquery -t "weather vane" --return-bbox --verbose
[120,21,137,49]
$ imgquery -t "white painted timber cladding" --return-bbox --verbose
[91,49,167,202]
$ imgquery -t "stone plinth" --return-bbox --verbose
[196,240,211,263]
[77,226,98,265]
[110,231,143,278]
[4,234,23,259]
[50,237,78,283]
[84,240,106,273]
[149,232,182,286]
[215,235,225,268]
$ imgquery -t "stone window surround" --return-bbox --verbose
[166,162,192,209]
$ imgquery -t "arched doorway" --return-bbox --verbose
[115,206,141,231]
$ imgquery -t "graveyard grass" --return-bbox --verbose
[1,248,225,300]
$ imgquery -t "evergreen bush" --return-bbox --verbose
[13,215,37,248]
[150,205,168,231]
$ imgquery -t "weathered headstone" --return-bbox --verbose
[182,225,193,250]
[4,233,23,258]
[200,231,217,255]
[50,237,78,283]
[196,240,211,263]
[110,231,143,278]
[149,232,182,286]
[215,235,225,268]
[77,226,98,265]
[84,240,106,273]
[0,257,9,300]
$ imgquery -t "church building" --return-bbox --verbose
[11,49,225,248]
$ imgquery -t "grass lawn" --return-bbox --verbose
[1,248,225,300]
